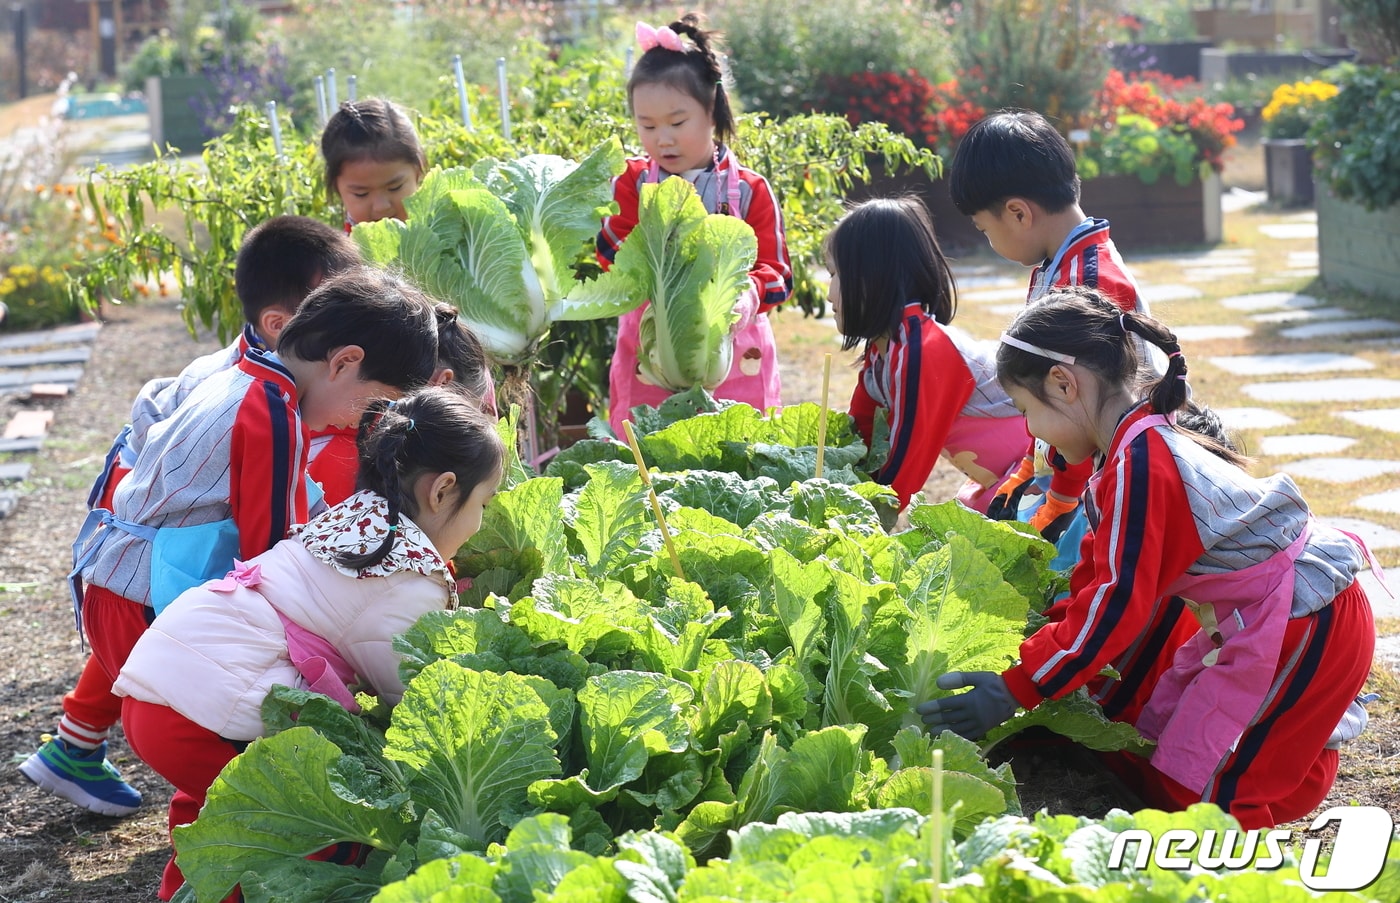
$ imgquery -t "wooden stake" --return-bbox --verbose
[815,352,831,478]
[932,747,944,903]
[622,420,684,579]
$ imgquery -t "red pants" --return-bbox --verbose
[1105,580,1374,828]
[80,583,153,685]
[62,654,123,734]
[123,698,240,901]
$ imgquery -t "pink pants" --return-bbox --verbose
[608,302,781,435]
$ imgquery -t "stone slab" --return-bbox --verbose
[1359,568,1400,619]
[1285,211,1317,222]
[1283,457,1400,482]
[956,274,1021,290]
[0,367,84,392]
[0,490,16,519]
[1289,251,1319,264]
[2,410,53,439]
[28,383,71,399]
[0,462,32,482]
[1355,488,1400,514]
[1321,517,1400,551]
[960,286,1028,304]
[1338,409,1400,433]
[1250,307,1351,324]
[1214,407,1296,431]
[1185,266,1256,281]
[1258,222,1318,239]
[1280,319,1400,340]
[1208,352,1371,376]
[0,437,42,453]
[0,347,91,368]
[1140,284,1203,304]
[1173,324,1253,343]
[0,322,100,351]
[1243,378,1400,403]
[1219,292,1321,311]
[1260,437,1359,458]
[989,303,1026,317]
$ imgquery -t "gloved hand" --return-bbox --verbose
[1029,491,1080,542]
[915,671,1019,741]
[987,455,1036,521]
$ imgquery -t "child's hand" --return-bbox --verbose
[987,455,1036,521]
[1029,492,1079,542]
[729,284,759,333]
[915,671,1018,740]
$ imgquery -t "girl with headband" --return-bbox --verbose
[919,286,1378,830]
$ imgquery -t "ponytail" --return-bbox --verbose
[629,13,736,146]
[337,387,506,572]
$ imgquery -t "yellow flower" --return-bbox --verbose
[0,278,15,295]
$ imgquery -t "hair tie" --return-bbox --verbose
[1168,350,1183,359]
[1000,332,1076,366]
[1119,313,1130,335]
[386,524,399,533]
[637,21,686,52]
[406,418,416,431]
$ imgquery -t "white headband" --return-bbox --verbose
[999,333,1076,366]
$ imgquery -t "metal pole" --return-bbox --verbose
[314,75,328,125]
[452,54,474,131]
[496,57,511,142]
[326,67,338,110]
[266,101,283,157]
[11,4,25,101]
[346,74,356,103]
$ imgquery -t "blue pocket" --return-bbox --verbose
[149,518,240,615]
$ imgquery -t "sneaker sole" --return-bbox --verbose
[18,754,142,817]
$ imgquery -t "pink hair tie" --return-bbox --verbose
[637,21,685,52]
[1168,350,1183,358]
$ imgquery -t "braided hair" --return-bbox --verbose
[997,286,1247,467]
[320,98,427,203]
[628,13,736,146]
[336,387,505,570]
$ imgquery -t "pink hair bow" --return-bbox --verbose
[208,559,263,593]
[636,21,685,53]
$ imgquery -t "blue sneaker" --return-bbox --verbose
[18,736,142,816]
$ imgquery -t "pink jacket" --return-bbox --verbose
[113,491,454,741]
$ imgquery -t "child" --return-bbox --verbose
[322,98,426,231]
[948,110,1150,548]
[308,302,497,506]
[828,197,1026,512]
[113,387,503,900]
[69,266,437,720]
[598,15,793,434]
[21,216,360,818]
[918,288,1377,829]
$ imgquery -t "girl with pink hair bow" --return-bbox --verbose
[597,14,793,433]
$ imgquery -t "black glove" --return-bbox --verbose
[915,671,1019,741]
[987,455,1035,521]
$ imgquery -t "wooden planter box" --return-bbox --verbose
[1318,189,1400,301]
[850,167,1221,254]
[146,74,217,154]
[1263,139,1315,207]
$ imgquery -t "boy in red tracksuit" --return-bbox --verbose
[21,216,360,818]
[946,110,1191,723]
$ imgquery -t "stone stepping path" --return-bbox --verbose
[960,286,1028,304]
[1244,378,1400,403]
[0,461,32,482]
[1215,407,1297,431]
[0,347,92,368]
[1263,436,1359,458]
[1362,568,1400,619]
[1280,319,1400,340]
[1185,267,1256,282]
[1357,489,1400,515]
[1208,352,1371,376]
[1174,324,1252,343]
[1283,457,1400,482]
[1258,222,1318,240]
[1140,284,1202,304]
[1339,409,1400,433]
[1251,307,1352,325]
[1323,517,1400,552]
[1219,291,1321,311]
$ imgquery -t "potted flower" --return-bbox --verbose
[1260,78,1338,206]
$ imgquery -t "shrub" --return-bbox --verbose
[1338,0,1400,64]
[818,71,985,158]
[1309,63,1400,210]
[1261,78,1339,140]
[1090,69,1243,175]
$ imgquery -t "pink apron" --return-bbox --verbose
[1108,414,1367,794]
[607,158,782,436]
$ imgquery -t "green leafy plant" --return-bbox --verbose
[1078,113,1204,185]
[1262,78,1339,140]
[1309,64,1400,210]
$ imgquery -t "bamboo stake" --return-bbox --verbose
[815,352,831,478]
[932,748,944,903]
[452,54,475,131]
[622,420,684,579]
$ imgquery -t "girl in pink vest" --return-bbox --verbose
[829,197,1028,512]
[918,287,1378,829]
[597,16,793,433]
[114,387,504,899]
